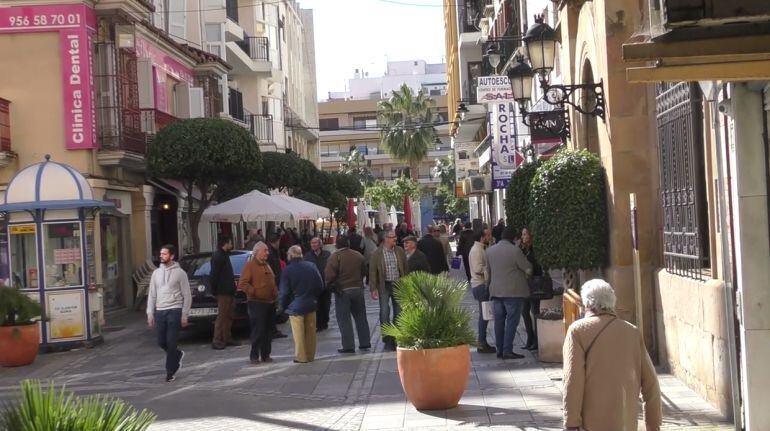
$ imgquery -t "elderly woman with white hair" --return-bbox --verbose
[563,279,662,431]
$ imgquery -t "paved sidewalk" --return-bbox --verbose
[0,285,732,430]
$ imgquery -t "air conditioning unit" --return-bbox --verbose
[463,175,491,195]
[650,0,770,37]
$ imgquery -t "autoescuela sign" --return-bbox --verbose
[0,4,97,150]
[476,76,514,104]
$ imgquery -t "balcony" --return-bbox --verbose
[0,98,14,167]
[226,36,272,75]
[247,114,274,145]
[97,109,149,172]
[140,108,177,135]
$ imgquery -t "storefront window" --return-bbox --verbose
[44,222,83,288]
[9,224,38,290]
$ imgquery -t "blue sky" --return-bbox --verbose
[298,0,446,100]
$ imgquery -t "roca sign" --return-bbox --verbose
[0,4,97,150]
[476,76,514,104]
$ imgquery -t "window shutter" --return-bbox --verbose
[137,58,155,109]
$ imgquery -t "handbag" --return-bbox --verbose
[471,283,489,301]
[451,256,462,270]
[529,275,554,300]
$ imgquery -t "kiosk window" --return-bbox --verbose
[44,223,83,288]
[9,225,38,290]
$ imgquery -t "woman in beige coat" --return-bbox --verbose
[563,279,662,431]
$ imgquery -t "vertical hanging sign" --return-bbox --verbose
[0,4,97,150]
[490,101,526,189]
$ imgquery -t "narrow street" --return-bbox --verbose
[0,285,732,430]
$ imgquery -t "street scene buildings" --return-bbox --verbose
[0,0,769,430]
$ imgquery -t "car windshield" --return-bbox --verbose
[180,251,251,277]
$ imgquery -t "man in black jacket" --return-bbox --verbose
[304,237,332,331]
[211,236,239,349]
[457,222,475,282]
[347,226,366,255]
[403,236,430,274]
[417,226,450,275]
[492,219,506,243]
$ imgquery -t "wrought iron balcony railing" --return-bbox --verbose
[0,98,10,152]
[248,114,274,143]
[235,36,270,61]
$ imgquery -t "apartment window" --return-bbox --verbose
[0,98,10,151]
[429,89,442,96]
[319,118,339,131]
[205,23,224,57]
[655,82,710,279]
[353,117,377,130]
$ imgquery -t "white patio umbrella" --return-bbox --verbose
[269,194,331,220]
[202,190,295,223]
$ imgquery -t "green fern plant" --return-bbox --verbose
[0,380,156,431]
[0,286,42,326]
[382,272,475,350]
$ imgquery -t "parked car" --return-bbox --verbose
[178,250,253,327]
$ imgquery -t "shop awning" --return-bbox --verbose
[623,32,770,83]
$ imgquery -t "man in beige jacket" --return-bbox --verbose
[563,279,662,431]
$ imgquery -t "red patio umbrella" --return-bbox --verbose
[403,194,413,232]
[347,198,356,229]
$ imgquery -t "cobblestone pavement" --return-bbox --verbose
[0,274,733,430]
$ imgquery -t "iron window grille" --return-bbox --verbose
[655,81,710,279]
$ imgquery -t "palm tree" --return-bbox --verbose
[378,84,437,183]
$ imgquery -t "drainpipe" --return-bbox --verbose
[711,83,742,430]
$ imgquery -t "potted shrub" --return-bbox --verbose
[1,379,156,430]
[0,286,42,367]
[382,272,475,410]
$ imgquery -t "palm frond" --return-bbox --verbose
[381,273,475,350]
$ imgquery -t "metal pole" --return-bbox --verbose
[630,193,644,341]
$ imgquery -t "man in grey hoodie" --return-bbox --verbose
[147,244,192,382]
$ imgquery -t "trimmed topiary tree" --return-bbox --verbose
[529,149,608,272]
[504,159,541,237]
[148,118,261,252]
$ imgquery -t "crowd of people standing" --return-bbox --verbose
[145,217,663,431]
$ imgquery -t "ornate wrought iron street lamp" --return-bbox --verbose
[509,14,606,121]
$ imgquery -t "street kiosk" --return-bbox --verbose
[0,156,112,350]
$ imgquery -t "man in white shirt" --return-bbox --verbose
[147,244,192,382]
[469,228,495,353]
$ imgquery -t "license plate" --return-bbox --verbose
[189,307,218,316]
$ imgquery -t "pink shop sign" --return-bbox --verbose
[0,4,97,150]
[135,36,193,113]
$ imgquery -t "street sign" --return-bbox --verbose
[476,76,514,104]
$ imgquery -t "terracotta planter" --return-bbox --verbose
[396,344,471,410]
[0,324,40,367]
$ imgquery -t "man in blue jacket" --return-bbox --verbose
[279,245,324,363]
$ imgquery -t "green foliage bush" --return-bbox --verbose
[381,273,475,350]
[504,159,541,236]
[0,286,41,326]
[529,149,608,271]
[1,380,155,431]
